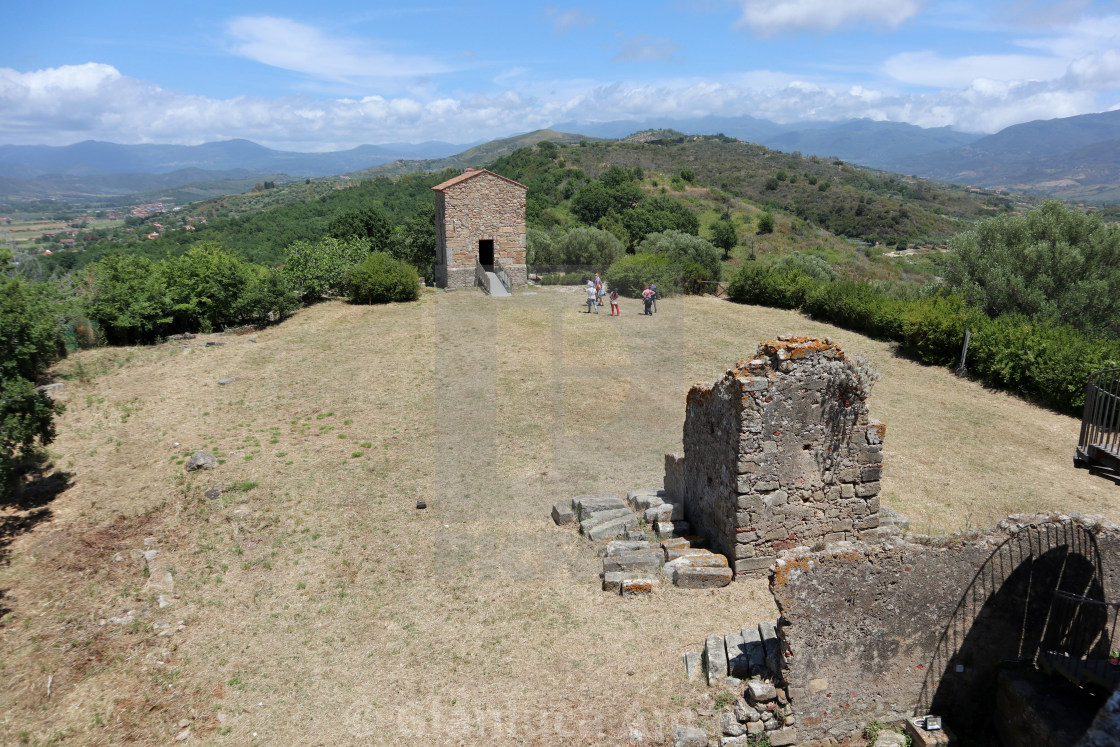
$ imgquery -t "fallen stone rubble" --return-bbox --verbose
[552,489,734,592]
[675,620,799,746]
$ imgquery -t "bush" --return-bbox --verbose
[1,376,62,491]
[757,211,775,234]
[604,254,680,298]
[727,263,818,309]
[345,252,419,304]
[84,253,172,344]
[164,242,255,333]
[769,252,836,282]
[536,226,625,269]
[283,236,371,302]
[637,230,722,282]
[538,272,588,286]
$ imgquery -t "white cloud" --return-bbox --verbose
[0,60,1115,151]
[545,7,598,34]
[225,16,451,81]
[736,0,921,34]
[612,36,681,63]
[883,51,1068,87]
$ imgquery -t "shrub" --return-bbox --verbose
[769,252,836,282]
[283,236,371,302]
[164,242,254,333]
[637,230,722,282]
[604,254,680,298]
[345,252,419,304]
[84,253,172,344]
[541,226,625,269]
[757,211,775,234]
[727,263,818,309]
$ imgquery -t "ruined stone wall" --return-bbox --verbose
[680,337,883,575]
[770,514,1120,743]
[433,170,526,289]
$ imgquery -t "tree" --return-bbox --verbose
[621,197,699,247]
[757,211,775,235]
[637,230,721,282]
[84,253,171,343]
[0,270,64,491]
[680,168,695,183]
[551,226,625,268]
[164,242,254,333]
[328,208,392,251]
[283,236,371,302]
[710,214,738,259]
[944,201,1120,336]
[388,204,437,278]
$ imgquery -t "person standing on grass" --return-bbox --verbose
[609,288,620,316]
[649,283,658,313]
[641,284,654,315]
[597,276,607,309]
[586,279,599,314]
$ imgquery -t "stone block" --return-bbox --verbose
[665,545,709,562]
[573,494,627,519]
[734,700,760,723]
[674,565,733,589]
[620,578,654,597]
[855,481,881,497]
[673,725,708,747]
[762,490,788,508]
[656,520,691,539]
[737,494,764,511]
[861,465,883,481]
[726,633,749,677]
[672,551,729,568]
[602,571,624,592]
[758,621,781,675]
[604,540,650,556]
[721,711,747,737]
[684,651,703,682]
[734,556,775,575]
[747,679,777,703]
[552,502,574,525]
[841,483,855,498]
[746,721,765,735]
[627,488,666,506]
[585,514,639,541]
[768,729,798,746]
[645,502,685,523]
[740,376,770,392]
[705,635,728,685]
[602,550,662,574]
[741,626,766,676]
[580,508,634,534]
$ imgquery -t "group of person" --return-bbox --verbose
[585,274,657,316]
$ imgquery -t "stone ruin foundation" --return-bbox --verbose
[668,336,884,576]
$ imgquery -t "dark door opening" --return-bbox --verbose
[478,239,494,268]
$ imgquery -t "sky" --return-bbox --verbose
[2,0,1119,151]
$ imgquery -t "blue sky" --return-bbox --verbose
[2,1,1119,150]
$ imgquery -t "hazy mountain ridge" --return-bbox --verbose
[886,110,1120,199]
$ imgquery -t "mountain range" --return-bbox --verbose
[1,109,1118,203]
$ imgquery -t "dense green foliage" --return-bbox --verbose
[84,244,297,343]
[282,236,371,303]
[944,201,1120,336]
[328,207,392,251]
[527,226,625,269]
[603,253,681,298]
[345,253,420,304]
[0,269,66,490]
[636,230,721,283]
[710,213,738,258]
[728,261,1120,413]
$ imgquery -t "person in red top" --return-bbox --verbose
[641,285,654,315]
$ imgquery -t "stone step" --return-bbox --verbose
[705,634,728,686]
[726,632,749,677]
[579,508,633,535]
[551,501,574,525]
[758,620,782,675]
[664,545,710,562]
[741,626,767,677]
[602,540,650,557]
[655,520,691,539]
[626,488,667,509]
[674,565,733,589]
[620,578,654,597]
[572,493,627,520]
[643,502,685,523]
[602,550,662,574]
[585,513,640,541]
[660,537,691,552]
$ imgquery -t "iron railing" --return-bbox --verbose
[493,257,512,294]
[475,260,492,295]
[1077,368,1120,473]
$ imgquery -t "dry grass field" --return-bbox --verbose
[1,287,1115,745]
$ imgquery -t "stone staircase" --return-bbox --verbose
[551,488,733,593]
[484,271,510,296]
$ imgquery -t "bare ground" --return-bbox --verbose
[0,288,1115,745]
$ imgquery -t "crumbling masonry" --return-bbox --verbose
[667,336,884,576]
